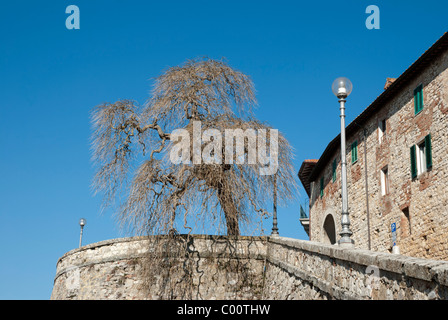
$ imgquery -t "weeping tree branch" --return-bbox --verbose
[91,57,298,237]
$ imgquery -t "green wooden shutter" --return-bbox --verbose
[414,87,418,114]
[425,134,432,169]
[414,85,423,114]
[332,159,337,182]
[410,145,417,179]
[320,177,324,198]
[351,141,358,163]
[419,86,424,111]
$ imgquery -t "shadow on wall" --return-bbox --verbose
[323,214,336,245]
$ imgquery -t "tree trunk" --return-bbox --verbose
[217,185,240,236]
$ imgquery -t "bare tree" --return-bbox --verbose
[91,57,297,236]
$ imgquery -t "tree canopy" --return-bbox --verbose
[91,58,297,236]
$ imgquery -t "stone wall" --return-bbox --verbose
[51,235,267,300]
[51,235,448,300]
[309,45,448,260]
[264,237,448,300]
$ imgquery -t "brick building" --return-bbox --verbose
[298,32,448,261]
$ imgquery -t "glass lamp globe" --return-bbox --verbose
[332,77,353,97]
[79,218,86,227]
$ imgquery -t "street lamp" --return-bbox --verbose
[79,218,86,248]
[271,173,279,237]
[332,77,355,247]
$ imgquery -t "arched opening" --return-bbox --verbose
[323,214,337,245]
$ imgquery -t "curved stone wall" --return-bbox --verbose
[51,235,267,300]
[51,235,448,300]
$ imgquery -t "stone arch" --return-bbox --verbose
[322,212,337,245]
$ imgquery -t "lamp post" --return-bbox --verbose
[79,218,86,248]
[332,77,355,247]
[271,173,279,237]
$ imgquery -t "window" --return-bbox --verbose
[414,84,424,114]
[410,134,432,179]
[332,159,337,182]
[320,177,324,198]
[351,141,358,163]
[381,166,389,196]
[378,119,386,143]
[416,140,427,175]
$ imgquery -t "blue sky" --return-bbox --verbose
[0,0,446,299]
